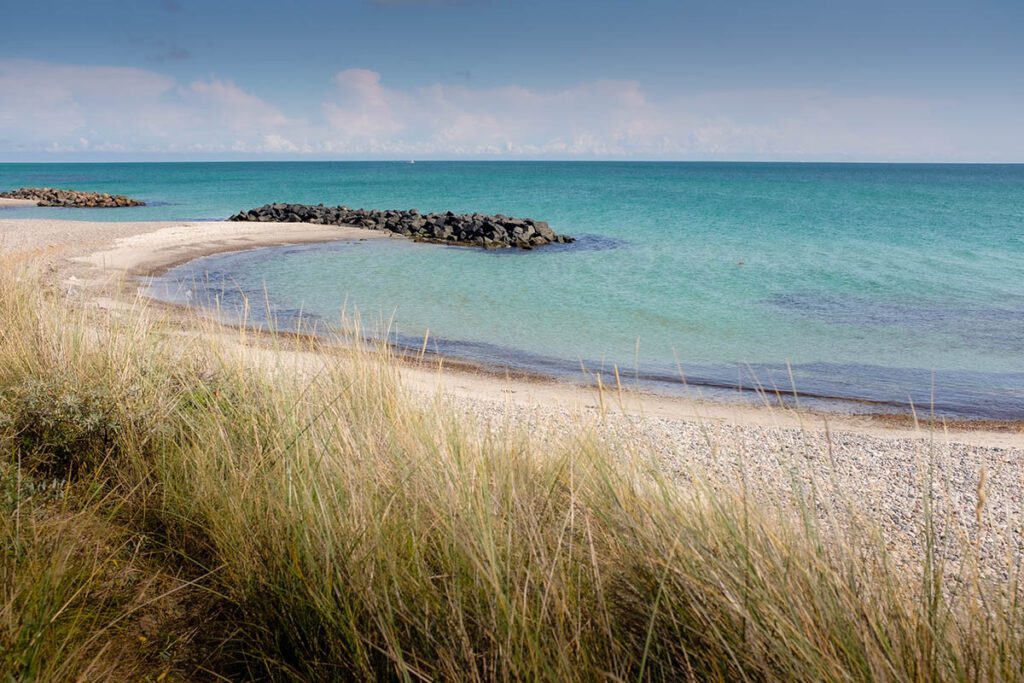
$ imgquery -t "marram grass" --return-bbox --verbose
[1,259,1021,681]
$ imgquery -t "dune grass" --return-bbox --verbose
[1,259,1022,681]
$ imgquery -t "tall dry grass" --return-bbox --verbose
[1,258,1021,681]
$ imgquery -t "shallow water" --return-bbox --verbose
[3,161,1022,418]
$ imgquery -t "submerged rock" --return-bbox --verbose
[0,187,145,208]
[228,203,574,250]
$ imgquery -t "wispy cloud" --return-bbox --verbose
[0,60,1010,160]
[0,60,294,154]
[314,69,956,160]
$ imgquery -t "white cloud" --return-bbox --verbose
[0,60,1015,160]
[318,72,680,156]
[0,60,177,141]
[314,71,960,160]
[322,69,408,142]
[0,59,293,154]
[186,78,293,133]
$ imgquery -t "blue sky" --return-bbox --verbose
[1,0,1022,161]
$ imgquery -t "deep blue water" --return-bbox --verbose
[3,161,1023,418]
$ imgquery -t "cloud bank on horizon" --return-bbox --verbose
[1,0,1022,162]
[0,58,1011,162]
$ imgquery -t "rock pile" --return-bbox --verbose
[0,187,145,208]
[229,203,574,250]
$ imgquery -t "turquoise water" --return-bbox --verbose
[3,162,1023,417]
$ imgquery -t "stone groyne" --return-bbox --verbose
[0,187,145,208]
[229,203,574,250]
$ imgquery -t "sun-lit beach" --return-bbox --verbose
[8,206,1024,679]
[4,203,1023,678]
[5,210,1021,441]
[4,0,1024,679]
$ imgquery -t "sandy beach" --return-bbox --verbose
[2,214,1022,570]
[6,6,1022,677]
[0,197,38,208]
[1,216,1017,438]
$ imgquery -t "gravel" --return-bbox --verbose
[452,394,1024,577]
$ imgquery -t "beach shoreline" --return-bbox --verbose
[2,215,1021,448]
[75,219,395,277]
[4,211,1024,583]
[0,197,38,207]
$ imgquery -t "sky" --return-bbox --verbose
[0,0,1022,162]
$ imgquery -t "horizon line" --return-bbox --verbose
[2,158,1023,166]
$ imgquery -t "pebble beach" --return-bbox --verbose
[3,210,1022,575]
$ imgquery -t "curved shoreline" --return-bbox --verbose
[74,219,395,277]
[149,234,1024,431]
[146,258,1020,424]
[2,215,1021,448]
[0,197,38,207]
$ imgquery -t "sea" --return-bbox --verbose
[2,161,1022,418]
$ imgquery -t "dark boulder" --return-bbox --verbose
[0,187,144,208]
[228,203,575,250]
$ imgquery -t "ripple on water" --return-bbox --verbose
[473,233,629,256]
[767,293,1024,354]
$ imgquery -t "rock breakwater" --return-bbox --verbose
[229,203,574,249]
[0,187,145,208]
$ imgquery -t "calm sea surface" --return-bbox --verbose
[2,161,1022,418]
